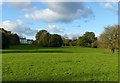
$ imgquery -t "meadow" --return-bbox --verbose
[2,45,118,81]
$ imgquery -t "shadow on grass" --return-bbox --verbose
[2,50,72,54]
[5,45,71,50]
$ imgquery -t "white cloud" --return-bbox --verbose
[41,0,84,2]
[47,25,63,33]
[25,2,94,22]
[91,0,119,2]
[25,8,60,22]
[36,0,119,2]
[6,2,35,11]
[13,26,38,36]
[0,20,38,37]
[0,0,2,3]
[16,19,23,25]
[4,0,31,2]
[95,34,100,37]
[101,2,113,8]
[0,2,2,5]
[101,2,118,15]
[47,2,84,14]
[3,0,119,2]
[104,0,119,2]
[1,19,23,31]
[1,20,17,31]
[63,32,80,39]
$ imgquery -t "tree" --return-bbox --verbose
[77,32,97,47]
[63,39,71,46]
[13,34,20,44]
[35,30,63,47]
[1,32,10,49]
[35,30,48,45]
[0,28,20,49]
[83,32,97,44]
[99,25,119,53]
[91,41,98,48]
[71,39,77,46]
[8,34,20,45]
[49,34,63,47]
[39,32,50,47]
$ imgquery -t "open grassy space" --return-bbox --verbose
[2,45,118,81]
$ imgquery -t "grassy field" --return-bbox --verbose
[2,45,118,81]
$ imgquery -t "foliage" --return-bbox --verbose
[63,39,71,46]
[99,25,119,53]
[77,32,97,47]
[63,39,78,46]
[1,32,10,49]
[35,30,63,47]
[8,34,20,45]
[49,34,63,47]
[91,41,98,48]
[35,30,48,45]
[71,39,77,46]
[0,28,20,49]
[39,32,50,47]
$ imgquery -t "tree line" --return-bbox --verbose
[35,25,119,53]
[1,25,119,53]
[0,28,20,49]
[35,30,98,48]
[63,32,97,48]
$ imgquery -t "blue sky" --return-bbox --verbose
[1,2,118,40]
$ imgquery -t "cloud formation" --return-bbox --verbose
[63,32,80,39]
[101,3,113,8]
[91,0,119,2]
[46,25,63,33]
[1,20,38,37]
[13,26,38,36]
[25,8,60,22]
[3,0,119,2]
[101,2,118,15]
[25,2,94,22]
[6,1,35,11]
[4,0,31,2]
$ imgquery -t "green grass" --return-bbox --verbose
[2,45,118,81]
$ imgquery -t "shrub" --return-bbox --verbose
[91,41,98,48]
[2,32,10,49]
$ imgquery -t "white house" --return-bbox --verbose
[20,38,33,44]
[20,38,27,44]
[27,39,33,44]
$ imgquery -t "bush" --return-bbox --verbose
[0,28,20,49]
[49,34,63,47]
[87,43,91,47]
[2,32,10,49]
[36,30,63,47]
[91,41,98,48]
[39,32,50,47]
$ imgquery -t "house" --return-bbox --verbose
[20,38,34,44]
[27,39,33,44]
[20,38,27,44]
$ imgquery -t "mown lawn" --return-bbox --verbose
[2,45,118,81]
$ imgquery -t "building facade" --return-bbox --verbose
[20,38,33,44]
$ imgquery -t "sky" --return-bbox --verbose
[0,1,118,40]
